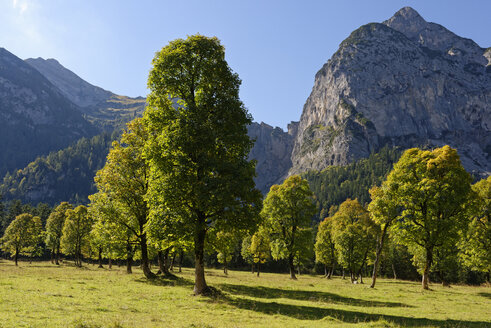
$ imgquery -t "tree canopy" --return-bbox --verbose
[261,175,316,279]
[387,146,472,289]
[1,213,42,265]
[143,35,262,294]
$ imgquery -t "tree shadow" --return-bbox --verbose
[218,283,411,308]
[223,296,490,327]
[133,275,194,287]
[477,292,491,299]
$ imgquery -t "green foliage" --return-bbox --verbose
[61,205,92,266]
[459,176,491,275]
[314,217,336,268]
[387,146,472,288]
[241,235,254,266]
[1,213,43,263]
[303,146,402,219]
[0,132,116,205]
[209,231,241,272]
[143,35,262,293]
[90,118,154,277]
[262,175,316,278]
[331,199,378,281]
[250,227,271,264]
[45,202,73,261]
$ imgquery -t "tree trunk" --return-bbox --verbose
[193,225,208,295]
[126,243,133,274]
[251,262,255,274]
[392,263,397,280]
[108,258,112,269]
[178,249,183,273]
[257,262,260,277]
[359,273,364,284]
[328,263,335,279]
[98,247,103,268]
[163,248,170,275]
[288,253,297,280]
[55,245,60,265]
[157,251,164,274]
[223,258,228,275]
[371,223,390,288]
[14,247,18,266]
[342,268,345,279]
[50,249,54,264]
[422,247,433,290]
[140,233,154,278]
[324,265,328,278]
[170,252,176,271]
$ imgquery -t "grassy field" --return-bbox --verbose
[0,260,489,328]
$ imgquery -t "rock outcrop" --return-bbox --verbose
[0,48,97,176]
[290,7,490,177]
[248,122,298,193]
[26,57,146,130]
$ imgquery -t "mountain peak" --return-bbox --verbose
[392,7,425,22]
[383,7,428,36]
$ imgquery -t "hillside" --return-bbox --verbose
[0,133,115,205]
[290,7,490,177]
[26,57,146,131]
[0,48,98,177]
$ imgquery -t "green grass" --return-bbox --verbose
[0,260,489,328]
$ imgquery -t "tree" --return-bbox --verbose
[315,217,336,278]
[61,205,92,267]
[241,235,255,273]
[388,146,472,289]
[367,185,400,288]
[459,176,491,281]
[331,199,378,283]
[261,175,316,279]
[88,191,137,273]
[209,230,241,275]
[1,213,42,265]
[143,35,262,295]
[45,202,73,265]
[92,118,155,278]
[250,226,271,276]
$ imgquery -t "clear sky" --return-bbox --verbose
[1,0,490,129]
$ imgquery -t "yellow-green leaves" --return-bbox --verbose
[1,213,43,264]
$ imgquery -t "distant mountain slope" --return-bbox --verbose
[290,7,490,177]
[0,132,115,205]
[0,48,98,177]
[26,57,146,130]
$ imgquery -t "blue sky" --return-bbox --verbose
[1,0,490,129]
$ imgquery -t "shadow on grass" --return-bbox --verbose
[477,292,491,299]
[218,283,411,308]
[133,274,194,287]
[223,296,490,327]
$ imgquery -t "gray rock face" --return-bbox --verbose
[0,48,97,176]
[26,57,146,131]
[290,7,490,176]
[248,121,298,193]
[25,57,112,108]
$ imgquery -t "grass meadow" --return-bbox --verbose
[0,259,489,328]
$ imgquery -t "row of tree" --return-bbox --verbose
[1,34,489,295]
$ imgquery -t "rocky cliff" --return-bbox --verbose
[248,122,298,193]
[0,48,98,177]
[26,57,146,130]
[290,7,490,176]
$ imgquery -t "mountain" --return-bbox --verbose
[0,132,115,205]
[0,48,98,177]
[248,121,298,193]
[290,7,490,177]
[25,57,146,130]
